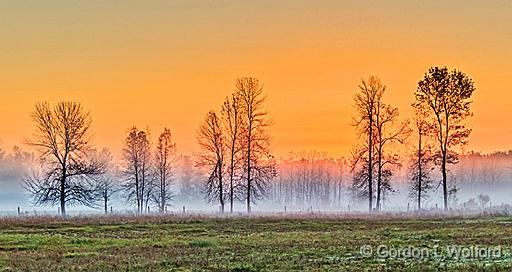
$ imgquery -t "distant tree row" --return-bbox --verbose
[270,151,345,208]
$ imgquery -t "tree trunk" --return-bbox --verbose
[376,160,382,211]
[60,170,66,217]
[376,140,382,211]
[60,197,66,217]
[247,127,252,213]
[219,161,225,214]
[417,133,422,211]
[230,176,234,213]
[368,118,373,212]
[161,175,166,213]
[442,149,448,211]
[135,170,140,214]
[230,151,235,213]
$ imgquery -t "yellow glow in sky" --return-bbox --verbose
[0,1,511,157]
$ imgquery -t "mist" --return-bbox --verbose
[1,144,510,215]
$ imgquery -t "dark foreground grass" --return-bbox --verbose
[0,214,510,271]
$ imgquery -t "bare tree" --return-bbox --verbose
[153,128,177,212]
[374,89,410,211]
[408,106,434,210]
[221,92,244,213]
[415,66,475,211]
[237,77,276,213]
[97,177,117,214]
[24,101,104,216]
[89,147,118,214]
[196,111,226,213]
[122,127,153,213]
[352,76,384,212]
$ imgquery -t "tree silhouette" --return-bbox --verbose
[408,106,434,210]
[90,148,118,214]
[196,111,226,213]
[24,102,104,216]
[221,93,244,213]
[352,76,384,212]
[237,77,276,213]
[153,128,177,212]
[374,83,410,211]
[122,127,153,213]
[414,66,475,211]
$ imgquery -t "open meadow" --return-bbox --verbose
[0,214,510,271]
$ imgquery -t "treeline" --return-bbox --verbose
[2,144,510,213]
[269,151,346,208]
[11,67,511,216]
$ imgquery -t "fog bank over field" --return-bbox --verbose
[0,146,510,215]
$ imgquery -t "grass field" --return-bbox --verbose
[0,214,510,271]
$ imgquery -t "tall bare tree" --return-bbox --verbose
[374,91,410,211]
[237,77,276,213]
[415,66,475,211]
[122,127,152,213]
[153,128,177,212]
[24,102,104,216]
[408,106,434,210]
[221,93,244,213]
[352,76,384,212]
[196,111,226,213]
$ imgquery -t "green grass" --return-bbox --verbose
[0,215,510,271]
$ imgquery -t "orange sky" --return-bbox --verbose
[0,1,511,158]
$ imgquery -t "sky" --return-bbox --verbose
[0,0,511,158]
